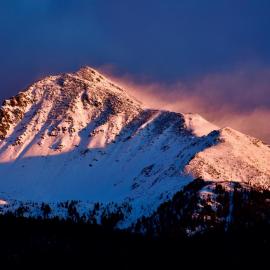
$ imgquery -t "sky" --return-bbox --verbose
[0,0,270,142]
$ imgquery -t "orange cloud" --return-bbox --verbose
[99,66,270,143]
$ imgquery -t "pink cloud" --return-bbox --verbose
[99,66,270,143]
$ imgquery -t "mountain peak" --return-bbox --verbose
[75,66,106,82]
[0,66,146,164]
[0,67,269,213]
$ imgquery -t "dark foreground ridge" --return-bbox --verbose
[0,215,268,268]
[0,180,269,268]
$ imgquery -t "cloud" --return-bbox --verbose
[99,66,270,143]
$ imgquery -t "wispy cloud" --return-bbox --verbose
[100,65,270,143]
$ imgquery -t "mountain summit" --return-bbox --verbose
[0,66,269,228]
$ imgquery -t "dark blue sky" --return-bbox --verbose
[1,0,270,101]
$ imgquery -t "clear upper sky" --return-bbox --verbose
[1,0,270,101]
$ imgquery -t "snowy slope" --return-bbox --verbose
[0,66,269,225]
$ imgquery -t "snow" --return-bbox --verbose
[0,199,7,205]
[0,66,269,226]
[185,127,270,189]
[183,113,218,137]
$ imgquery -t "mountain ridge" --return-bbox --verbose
[0,66,269,230]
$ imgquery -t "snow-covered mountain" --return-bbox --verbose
[0,66,269,228]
